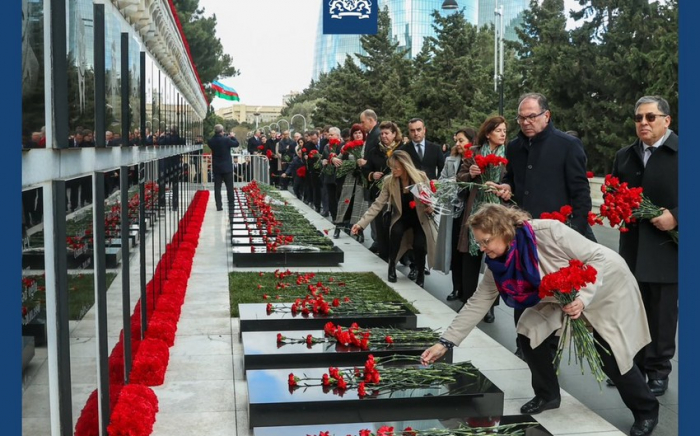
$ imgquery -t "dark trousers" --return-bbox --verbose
[214,172,234,210]
[460,249,483,303]
[310,177,322,211]
[293,177,304,199]
[376,205,390,261]
[635,282,678,380]
[520,331,658,421]
[325,183,338,221]
[390,219,426,271]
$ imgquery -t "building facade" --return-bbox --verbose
[312,0,478,80]
[312,0,529,79]
[215,104,284,126]
[478,0,529,42]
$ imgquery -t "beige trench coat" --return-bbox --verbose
[441,219,651,374]
[356,174,438,268]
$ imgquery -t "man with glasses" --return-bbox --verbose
[612,95,677,399]
[491,92,595,360]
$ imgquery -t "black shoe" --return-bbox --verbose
[424,268,430,275]
[407,267,417,281]
[630,417,658,436]
[648,378,668,396]
[415,271,425,288]
[369,243,379,253]
[446,291,461,301]
[321,210,329,217]
[606,378,616,387]
[483,307,495,323]
[333,228,341,239]
[520,396,561,415]
[388,261,397,283]
[217,207,223,211]
[356,233,364,243]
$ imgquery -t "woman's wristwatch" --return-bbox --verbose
[438,338,455,350]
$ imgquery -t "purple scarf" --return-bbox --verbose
[484,221,541,310]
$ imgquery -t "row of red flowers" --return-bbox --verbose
[74,190,209,436]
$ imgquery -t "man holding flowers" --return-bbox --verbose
[421,204,659,436]
[491,92,596,359]
[611,95,678,397]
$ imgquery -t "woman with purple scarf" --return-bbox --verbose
[421,204,659,436]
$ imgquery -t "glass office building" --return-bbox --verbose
[312,0,531,80]
[478,0,529,42]
[313,0,478,80]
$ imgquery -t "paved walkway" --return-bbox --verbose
[21,186,677,435]
[150,188,633,436]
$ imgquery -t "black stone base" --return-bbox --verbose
[22,250,91,270]
[242,328,452,371]
[254,415,552,436]
[231,246,344,267]
[239,303,418,334]
[247,365,504,428]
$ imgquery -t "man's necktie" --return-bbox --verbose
[416,143,423,160]
[644,146,655,167]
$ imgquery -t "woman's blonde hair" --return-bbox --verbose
[467,203,531,245]
[383,150,428,192]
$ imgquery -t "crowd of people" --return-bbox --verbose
[265,93,676,436]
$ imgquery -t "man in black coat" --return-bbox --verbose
[612,95,678,400]
[492,92,595,360]
[399,118,445,181]
[208,124,237,211]
[247,130,262,155]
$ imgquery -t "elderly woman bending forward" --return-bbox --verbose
[352,150,438,287]
[421,204,659,436]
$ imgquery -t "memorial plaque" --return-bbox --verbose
[238,303,417,334]
[231,237,266,246]
[254,415,552,436]
[242,328,452,371]
[231,246,344,267]
[231,230,267,237]
[246,365,504,428]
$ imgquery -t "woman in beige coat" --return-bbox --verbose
[421,204,659,436]
[352,150,438,287]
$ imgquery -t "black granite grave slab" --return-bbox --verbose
[238,303,417,333]
[242,329,452,371]
[246,365,504,428]
[254,415,552,436]
[231,246,344,267]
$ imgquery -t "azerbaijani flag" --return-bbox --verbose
[211,80,240,102]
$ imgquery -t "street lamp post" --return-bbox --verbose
[494,3,505,116]
[290,114,307,133]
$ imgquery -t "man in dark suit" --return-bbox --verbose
[278,130,296,190]
[612,96,677,401]
[247,130,262,155]
[304,130,322,212]
[400,118,445,181]
[492,92,595,360]
[208,124,237,211]
[398,117,444,281]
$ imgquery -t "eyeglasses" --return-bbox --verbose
[515,110,546,124]
[633,113,668,123]
[475,237,493,248]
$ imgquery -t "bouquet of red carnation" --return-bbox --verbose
[296,166,306,178]
[540,205,573,226]
[595,174,677,244]
[336,139,365,178]
[538,260,609,386]
[473,154,508,203]
[257,145,264,151]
